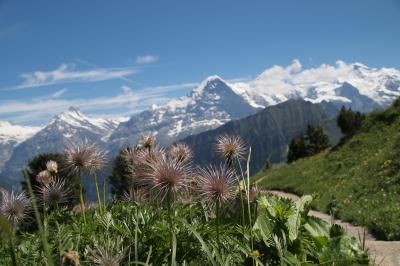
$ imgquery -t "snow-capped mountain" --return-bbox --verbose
[0,108,127,187]
[233,60,400,112]
[0,121,41,145]
[0,121,41,169]
[50,107,128,142]
[1,60,400,189]
[108,61,400,153]
[108,76,259,152]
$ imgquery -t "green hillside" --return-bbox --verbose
[182,99,341,173]
[256,99,400,240]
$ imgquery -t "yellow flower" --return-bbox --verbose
[249,250,262,258]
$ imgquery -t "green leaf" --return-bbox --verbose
[287,195,313,241]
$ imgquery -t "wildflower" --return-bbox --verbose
[139,133,156,150]
[121,145,140,166]
[0,190,31,226]
[38,179,71,207]
[168,143,193,163]
[140,155,190,202]
[91,238,124,266]
[64,139,106,174]
[46,160,58,174]
[37,170,54,185]
[61,250,80,266]
[64,139,106,210]
[130,146,166,183]
[197,165,237,206]
[248,184,258,203]
[214,134,247,164]
[123,187,147,203]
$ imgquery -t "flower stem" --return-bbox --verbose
[9,229,17,266]
[23,170,54,266]
[216,201,221,254]
[93,172,102,211]
[102,177,106,210]
[79,178,86,224]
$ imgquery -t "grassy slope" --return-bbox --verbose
[255,100,400,240]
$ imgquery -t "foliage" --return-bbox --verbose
[287,124,331,163]
[253,195,368,265]
[0,133,369,265]
[0,195,368,265]
[257,99,400,240]
[336,106,365,135]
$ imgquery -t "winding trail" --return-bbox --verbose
[265,190,400,266]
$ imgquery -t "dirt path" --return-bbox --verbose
[265,190,400,266]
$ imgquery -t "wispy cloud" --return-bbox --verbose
[0,81,197,124]
[11,63,137,90]
[50,88,68,98]
[135,55,159,64]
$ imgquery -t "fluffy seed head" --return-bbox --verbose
[91,238,124,266]
[61,250,80,266]
[121,145,141,166]
[214,134,247,162]
[168,143,193,163]
[249,184,258,203]
[140,155,190,202]
[197,165,237,206]
[37,170,54,185]
[72,202,97,214]
[46,160,58,174]
[38,179,71,207]
[0,190,31,226]
[64,139,106,174]
[139,133,156,150]
[123,187,148,203]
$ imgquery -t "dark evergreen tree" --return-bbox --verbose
[305,124,331,154]
[287,135,308,163]
[337,106,365,135]
[108,146,136,197]
[287,124,331,163]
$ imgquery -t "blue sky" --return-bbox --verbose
[0,0,399,125]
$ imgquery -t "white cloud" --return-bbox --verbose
[12,63,137,90]
[49,88,68,98]
[0,81,197,125]
[135,55,159,64]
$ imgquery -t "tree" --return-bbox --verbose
[337,106,365,135]
[287,135,308,163]
[287,124,331,163]
[108,146,136,197]
[305,124,331,154]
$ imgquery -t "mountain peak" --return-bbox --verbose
[67,106,81,113]
[192,75,228,95]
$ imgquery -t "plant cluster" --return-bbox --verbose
[260,99,400,240]
[0,134,369,265]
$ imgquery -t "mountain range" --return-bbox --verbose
[1,60,399,188]
[180,99,342,174]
